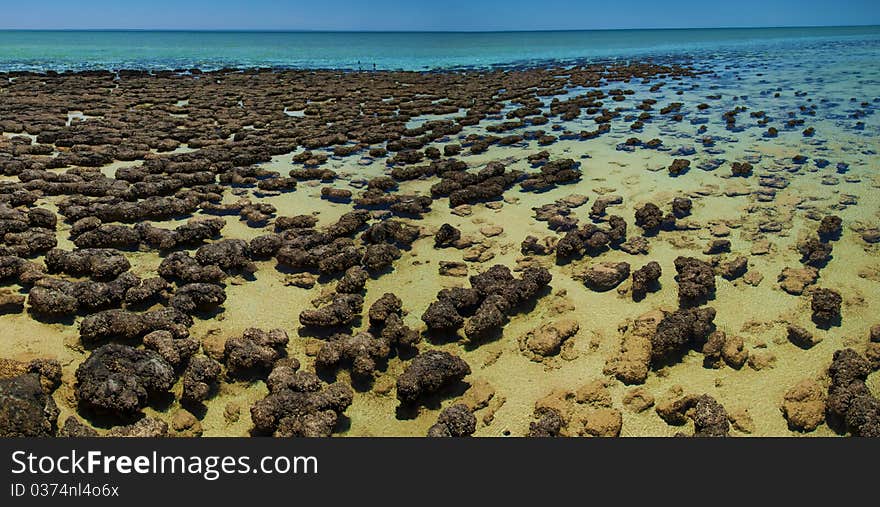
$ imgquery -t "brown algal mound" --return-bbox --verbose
[825,349,879,437]
[421,264,551,343]
[251,365,353,437]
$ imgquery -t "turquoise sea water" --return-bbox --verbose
[0,26,877,71]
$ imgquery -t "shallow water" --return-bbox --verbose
[1,28,879,437]
[0,26,877,71]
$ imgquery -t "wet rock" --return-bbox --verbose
[463,295,507,341]
[811,288,841,326]
[671,197,692,218]
[79,307,192,343]
[703,239,731,255]
[583,261,630,292]
[700,330,727,368]
[528,408,565,437]
[170,283,226,314]
[362,243,401,272]
[137,217,225,250]
[631,261,662,300]
[667,158,690,176]
[181,355,221,405]
[224,328,289,377]
[787,324,821,349]
[315,331,391,379]
[674,256,716,306]
[818,215,842,241]
[368,293,402,327]
[73,224,140,250]
[434,223,461,248]
[320,187,352,203]
[658,393,730,437]
[336,266,369,294]
[396,350,471,404]
[520,235,555,255]
[195,239,255,274]
[143,330,199,368]
[299,294,363,328]
[124,277,171,308]
[422,299,464,332]
[635,203,663,234]
[250,378,353,437]
[380,313,421,348]
[826,349,879,436]
[74,344,175,416]
[0,373,58,437]
[427,404,477,437]
[797,236,832,267]
[651,306,717,364]
[45,248,130,281]
[58,416,98,437]
[730,161,753,177]
[158,251,226,284]
[719,256,748,280]
[249,234,283,259]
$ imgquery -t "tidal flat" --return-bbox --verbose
[1,42,879,437]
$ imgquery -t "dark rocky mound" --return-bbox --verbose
[427,404,476,437]
[635,203,663,234]
[181,355,222,405]
[224,328,289,377]
[632,261,662,300]
[45,248,131,281]
[826,349,879,437]
[0,373,59,437]
[674,256,716,306]
[74,343,175,416]
[396,350,471,404]
[79,307,192,343]
[315,331,391,380]
[421,265,551,343]
[519,158,581,192]
[583,261,631,292]
[299,294,364,328]
[811,288,842,327]
[251,366,353,437]
[651,306,717,364]
[527,407,565,437]
[817,215,842,241]
[797,235,832,267]
[434,223,461,248]
[659,394,730,437]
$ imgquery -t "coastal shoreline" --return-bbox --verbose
[1,49,878,437]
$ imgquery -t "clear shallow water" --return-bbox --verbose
[0,26,878,71]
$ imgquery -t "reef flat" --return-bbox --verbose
[0,54,878,437]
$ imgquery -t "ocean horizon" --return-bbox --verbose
[0,25,878,72]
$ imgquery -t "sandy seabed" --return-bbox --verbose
[0,57,878,438]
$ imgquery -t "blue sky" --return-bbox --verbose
[2,0,879,31]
